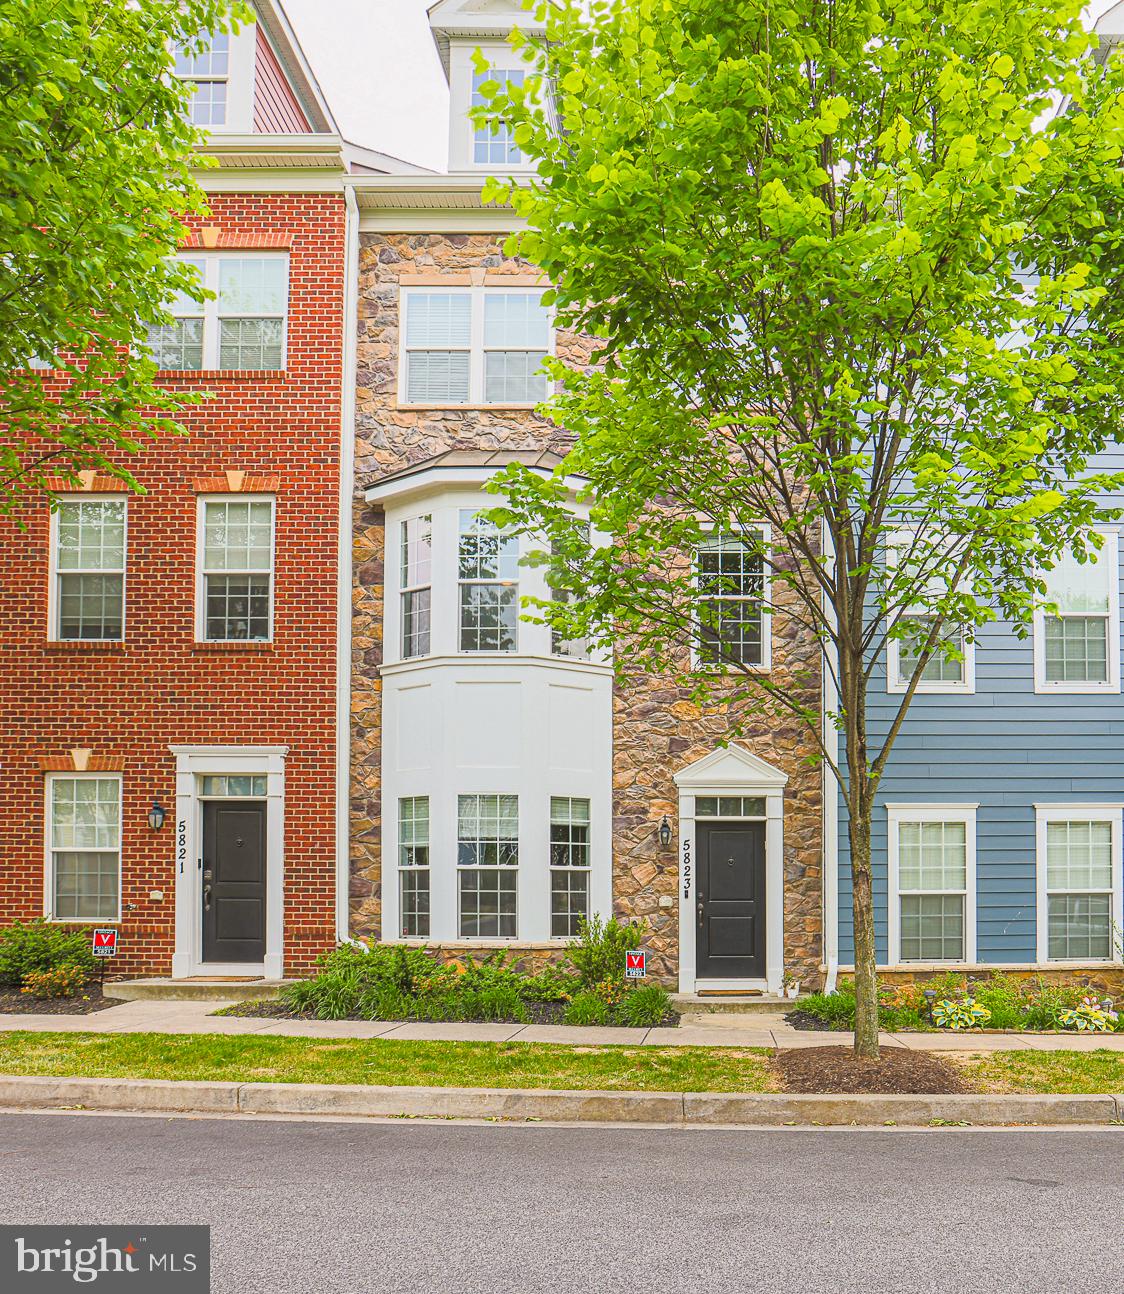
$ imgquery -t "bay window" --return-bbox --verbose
[458,510,519,652]
[1034,533,1119,692]
[399,797,431,939]
[550,797,590,936]
[888,806,976,963]
[401,515,432,658]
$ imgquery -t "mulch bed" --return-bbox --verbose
[221,1000,681,1028]
[0,984,122,1016]
[784,1009,846,1032]
[772,1045,971,1095]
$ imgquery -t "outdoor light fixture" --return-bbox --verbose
[923,989,937,1023]
[147,801,166,831]
[658,815,672,848]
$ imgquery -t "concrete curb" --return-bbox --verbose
[0,1075,1122,1125]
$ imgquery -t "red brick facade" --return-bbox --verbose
[0,193,347,977]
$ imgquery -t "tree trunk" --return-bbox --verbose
[848,803,880,1059]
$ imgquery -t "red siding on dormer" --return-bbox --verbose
[253,24,311,133]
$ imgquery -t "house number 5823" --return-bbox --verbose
[682,837,691,899]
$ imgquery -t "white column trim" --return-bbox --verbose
[169,745,287,980]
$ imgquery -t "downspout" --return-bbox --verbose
[334,180,360,945]
[822,518,840,992]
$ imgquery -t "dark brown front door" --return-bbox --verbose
[696,821,766,979]
[202,801,266,963]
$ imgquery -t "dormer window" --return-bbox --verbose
[174,33,229,126]
[472,68,525,165]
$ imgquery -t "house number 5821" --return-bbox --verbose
[177,820,187,874]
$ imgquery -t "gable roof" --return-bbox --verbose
[427,0,546,77]
[673,745,789,791]
[253,0,337,134]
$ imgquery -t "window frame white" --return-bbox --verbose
[1033,529,1120,695]
[887,804,978,965]
[456,792,520,939]
[43,772,123,924]
[48,496,128,643]
[400,513,433,660]
[194,494,276,644]
[173,30,231,127]
[457,507,521,654]
[1035,804,1124,964]
[884,528,976,696]
[448,41,539,174]
[153,252,290,373]
[398,286,553,408]
[690,522,772,672]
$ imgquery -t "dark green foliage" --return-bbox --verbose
[614,983,673,1028]
[566,914,648,989]
[561,991,611,1026]
[0,919,98,987]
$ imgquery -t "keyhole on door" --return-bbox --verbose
[726,857,734,866]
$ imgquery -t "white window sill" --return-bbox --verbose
[1033,681,1119,695]
[380,653,613,678]
[395,402,541,412]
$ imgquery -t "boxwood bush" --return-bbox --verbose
[0,920,98,989]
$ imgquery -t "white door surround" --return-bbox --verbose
[170,746,287,979]
[674,745,787,995]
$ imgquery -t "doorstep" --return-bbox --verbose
[105,978,294,1003]
[672,994,803,1014]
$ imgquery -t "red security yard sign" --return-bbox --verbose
[91,928,118,957]
[625,950,646,979]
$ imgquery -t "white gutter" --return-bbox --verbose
[334,183,360,945]
[822,520,840,992]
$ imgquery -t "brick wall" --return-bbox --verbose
[0,193,347,978]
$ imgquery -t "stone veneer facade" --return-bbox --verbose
[350,232,824,988]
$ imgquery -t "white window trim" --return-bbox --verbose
[1032,529,1120,695]
[161,252,289,372]
[400,513,433,660]
[884,528,975,695]
[172,24,256,134]
[47,496,128,643]
[194,494,276,644]
[448,41,539,174]
[887,804,978,965]
[397,285,554,408]
[689,522,772,673]
[43,772,123,924]
[457,507,520,654]
[1034,803,1124,964]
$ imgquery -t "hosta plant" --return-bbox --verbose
[932,998,992,1030]
[1057,997,1119,1032]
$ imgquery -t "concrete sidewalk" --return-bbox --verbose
[1,999,1123,1050]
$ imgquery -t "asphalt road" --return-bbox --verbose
[0,1113,1120,1293]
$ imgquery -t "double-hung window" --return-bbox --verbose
[198,498,274,641]
[458,510,519,652]
[472,68,526,165]
[149,254,288,372]
[695,529,768,667]
[400,516,432,659]
[1034,533,1120,692]
[1037,810,1120,961]
[47,775,121,921]
[885,529,974,694]
[889,807,976,963]
[399,797,431,939]
[174,33,229,125]
[401,288,550,406]
[457,794,518,937]
[52,499,126,641]
[550,797,590,937]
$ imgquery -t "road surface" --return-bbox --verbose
[0,1112,1119,1293]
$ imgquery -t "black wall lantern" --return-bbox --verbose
[658,815,672,848]
[147,801,166,831]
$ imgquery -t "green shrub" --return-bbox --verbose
[794,986,857,1028]
[520,965,581,1002]
[615,984,672,1028]
[562,990,612,1026]
[0,920,98,988]
[969,975,1026,1029]
[566,914,647,989]
[19,963,90,999]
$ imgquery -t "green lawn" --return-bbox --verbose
[957,1049,1124,1095]
[0,1032,775,1093]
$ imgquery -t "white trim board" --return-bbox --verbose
[170,746,287,979]
[674,747,788,995]
[886,803,978,966]
[1034,803,1124,965]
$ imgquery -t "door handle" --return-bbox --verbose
[697,900,704,929]
[203,884,213,912]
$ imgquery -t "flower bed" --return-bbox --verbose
[229,917,678,1029]
[787,973,1121,1033]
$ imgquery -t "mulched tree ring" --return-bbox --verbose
[772,1045,970,1095]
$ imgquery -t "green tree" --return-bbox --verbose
[0,0,240,511]
[477,0,1124,1056]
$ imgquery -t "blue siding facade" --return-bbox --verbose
[837,480,1124,967]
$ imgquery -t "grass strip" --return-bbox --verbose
[955,1049,1124,1095]
[0,1032,775,1093]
